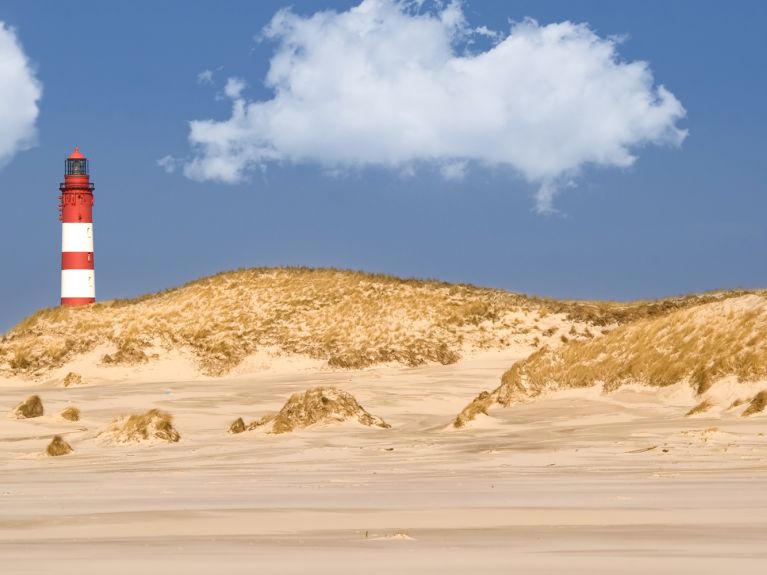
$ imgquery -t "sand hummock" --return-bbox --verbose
[98,409,181,445]
[13,395,44,419]
[243,386,390,434]
[742,391,767,417]
[62,372,84,387]
[59,406,81,422]
[45,435,73,457]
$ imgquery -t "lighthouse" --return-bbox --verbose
[59,146,95,306]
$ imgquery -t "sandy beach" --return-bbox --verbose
[2,348,765,574]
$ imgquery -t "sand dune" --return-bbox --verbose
[0,267,750,379]
[456,294,767,427]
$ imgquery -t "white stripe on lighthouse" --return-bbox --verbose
[61,269,96,298]
[62,223,94,253]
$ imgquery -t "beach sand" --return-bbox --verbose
[1,348,766,574]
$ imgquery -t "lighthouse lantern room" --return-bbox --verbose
[59,146,95,306]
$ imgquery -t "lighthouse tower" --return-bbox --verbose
[59,146,95,306]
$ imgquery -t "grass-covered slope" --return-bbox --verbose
[455,293,767,427]
[0,267,753,378]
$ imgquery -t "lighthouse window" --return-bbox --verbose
[65,159,88,175]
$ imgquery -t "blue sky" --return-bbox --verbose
[0,0,765,331]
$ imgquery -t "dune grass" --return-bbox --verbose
[100,409,180,444]
[45,435,73,457]
[742,391,767,417]
[60,406,80,421]
[242,386,390,434]
[0,267,751,378]
[62,372,83,387]
[13,395,43,419]
[456,294,767,427]
[685,400,714,417]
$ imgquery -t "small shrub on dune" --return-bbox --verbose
[229,417,246,434]
[13,395,43,419]
[100,409,180,444]
[742,391,767,417]
[60,406,80,421]
[46,435,73,457]
[62,372,83,387]
[247,386,390,434]
[685,400,714,417]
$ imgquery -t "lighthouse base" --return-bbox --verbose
[61,297,96,307]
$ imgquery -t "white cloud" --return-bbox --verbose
[223,77,246,99]
[157,155,180,173]
[197,69,214,85]
[181,0,687,212]
[0,23,41,168]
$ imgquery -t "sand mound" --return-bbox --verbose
[46,435,73,457]
[62,372,84,387]
[686,400,714,417]
[245,386,390,434]
[99,409,180,445]
[13,395,43,419]
[228,417,246,434]
[59,406,80,421]
[455,294,767,427]
[742,391,767,417]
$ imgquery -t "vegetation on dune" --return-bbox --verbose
[62,372,84,387]
[60,406,81,421]
[685,400,714,417]
[0,267,757,377]
[742,391,767,417]
[46,435,73,457]
[99,409,180,444]
[455,294,767,428]
[13,395,44,419]
[239,386,390,434]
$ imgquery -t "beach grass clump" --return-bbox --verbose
[13,395,43,419]
[228,417,246,434]
[685,400,714,417]
[742,391,767,417]
[60,406,80,421]
[245,386,390,434]
[100,409,180,444]
[46,435,73,457]
[62,372,83,387]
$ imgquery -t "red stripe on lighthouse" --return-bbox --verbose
[61,252,94,269]
[61,297,96,306]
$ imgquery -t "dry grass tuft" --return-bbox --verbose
[246,386,390,434]
[685,400,714,417]
[742,391,767,417]
[13,395,43,419]
[100,409,180,444]
[456,294,767,426]
[45,435,73,457]
[229,417,246,434]
[62,372,83,387]
[60,406,80,421]
[2,267,752,377]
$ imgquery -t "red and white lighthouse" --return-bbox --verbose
[59,146,95,306]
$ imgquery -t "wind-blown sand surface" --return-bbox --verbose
[1,347,766,574]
